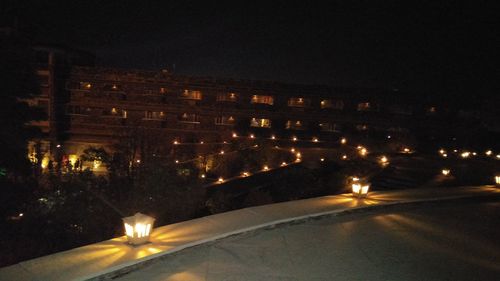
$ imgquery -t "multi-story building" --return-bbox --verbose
[23,44,495,170]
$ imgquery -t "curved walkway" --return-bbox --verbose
[116,198,500,281]
[0,186,499,281]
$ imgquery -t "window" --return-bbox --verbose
[321,99,344,110]
[357,102,371,111]
[103,108,127,118]
[356,124,368,131]
[38,75,49,87]
[179,113,200,123]
[216,92,238,102]
[286,120,305,130]
[159,87,167,94]
[215,116,236,125]
[103,84,121,91]
[251,95,274,105]
[67,105,89,115]
[288,97,310,107]
[144,111,165,120]
[319,122,340,132]
[180,90,202,100]
[250,118,271,128]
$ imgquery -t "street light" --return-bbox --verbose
[352,182,370,198]
[495,175,500,186]
[123,213,155,246]
[442,169,451,176]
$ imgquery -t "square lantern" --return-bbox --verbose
[495,175,500,186]
[352,182,370,198]
[123,212,155,246]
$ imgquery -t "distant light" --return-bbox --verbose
[352,176,360,182]
[359,148,367,156]
[263,165,269,171]
[200,174,206,178]
[173,140,179,145]
[485,150,492,156]
[223,141,228,144]
[442,169,451,176]
[218,177,224,183]
[443,153,448,158]
[292,136,298,141]
[453,149,458,153]
[342,155,347,160]
[296,152,301,158]
[136,159,141,163]
[379,156,389,166]
[497,154,500,159]
[439,149,446,155]
[387,135,391,139]
[175,160,179,164]
[200,141,204,144]
[281,162,287,166]
[320,158,325,162]
[403,147,411,153]
[220,150,224,154]
[291,148,295,153]
[56,144,61,148]
[242,172,250,177]
[271,135,276,140]
[495,175,500,185]
[461,151,470,158]
[340,138,347,144]
[472,152,477,156]
[19,213,23,217]
[232,132,238,138]
[313,137,319,142]
[250,134,255,139]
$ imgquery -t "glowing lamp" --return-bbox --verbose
[281,162,287,166]
[218,177,224,183]
[442,169,451,176]
[271,135,276,140]
[220,150,225,154]
[242,172,250,177]
[263,165,269,171]
[340,138,347,144]
[495,175,500,185]
[200,174,206,178]
[352,183,370,198]
[313,137,319,142]
[379,156,389,166]
[250,134,255,139]
[403,148,411,153]
[320,158,325,162]
[232,132,238,138]
[439,149,445,155]
[342,155,347,160]
[173,140,179,145]
[292,136,298,141]
[359,148,367,156]
[123,212,155,246]
[485,150,492,156]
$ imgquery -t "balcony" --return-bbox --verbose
[287,97,310,108]
[250,95,273,106]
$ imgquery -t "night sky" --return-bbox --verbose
[2,1,498,100]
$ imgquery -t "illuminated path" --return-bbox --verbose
[0,186,499,281]
[116,198,500,281]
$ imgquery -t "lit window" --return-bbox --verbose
[250,118,271,128]
[216,93,238,102]
[159,87,167,94]
[145,111,165,120]
[79,82,92,90]
[103,108,127,118]
[215,116,236,125]
[356,124,368,131]
[179,113,200,123]
[357,102,371,111]
[286,120,305,130]
[251,95,274,105]
[104,84,121,91]
[288,97,310,107]
[180,90,202,100]
[321,99,344,109]
[319,122,340,132]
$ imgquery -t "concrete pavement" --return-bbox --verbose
[0,185,499,281]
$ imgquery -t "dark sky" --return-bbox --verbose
[2,0,499,98]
